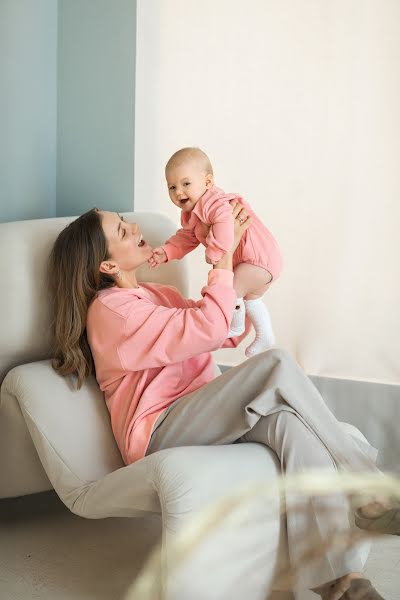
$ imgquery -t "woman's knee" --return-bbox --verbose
[274,412,336,470]
[245,347,291,372]
[256,346,290,364]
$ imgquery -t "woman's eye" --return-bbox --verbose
[184,182,190,186]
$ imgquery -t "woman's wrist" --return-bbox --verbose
[213,251,233,272]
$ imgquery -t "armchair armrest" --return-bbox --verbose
[149,443,288,600]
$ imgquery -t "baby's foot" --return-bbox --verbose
[227,325,246,338]
[245,333,275,357]
[244,298,276,355]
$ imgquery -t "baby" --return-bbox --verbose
[149,147,283,357]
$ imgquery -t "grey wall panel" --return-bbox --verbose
[56,0,137,216]
[0,0,57,222]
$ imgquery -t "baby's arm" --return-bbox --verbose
[149,228,200,268]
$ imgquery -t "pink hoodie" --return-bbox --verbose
[86,269,250,464]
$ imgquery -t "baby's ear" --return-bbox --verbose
[205,173,214,189]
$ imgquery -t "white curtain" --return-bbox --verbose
[135,0,400,385]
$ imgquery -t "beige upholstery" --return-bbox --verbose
[0,213,371,600]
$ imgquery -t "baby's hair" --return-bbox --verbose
[165,147,214,176]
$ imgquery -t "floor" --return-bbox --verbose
[0,491,399,600]
[0,492,160,600]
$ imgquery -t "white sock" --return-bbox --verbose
[244,298,276,357]
[227,297,245,338]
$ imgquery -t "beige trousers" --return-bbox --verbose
[146,348,378,590]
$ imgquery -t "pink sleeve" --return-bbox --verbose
[118,270,236,370]
[162,228,200,261]
[203,199,234,263]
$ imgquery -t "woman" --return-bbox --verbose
[49,204,397,599]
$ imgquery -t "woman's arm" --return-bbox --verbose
[216,202,252,347]
[117,270,237,370]
[212,201,251,273]
[203,197,251,264]
[204,201,235,263]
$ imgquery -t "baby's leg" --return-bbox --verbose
[233,263,276,356]
[226,263,266,337]
[227,263,272,338]
[233,263,272,299]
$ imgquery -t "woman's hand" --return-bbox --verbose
[231,200,252,253]
[213,202,252,271]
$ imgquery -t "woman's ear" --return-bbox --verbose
[205,173,214,189]
[99,260,119,276]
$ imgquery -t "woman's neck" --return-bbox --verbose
[116,271,140,289]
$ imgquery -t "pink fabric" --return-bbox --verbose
[86,269,251,464]
[162,185,283,279]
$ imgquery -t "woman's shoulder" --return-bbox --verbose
[92,282,181,316]
[90,286,152,320]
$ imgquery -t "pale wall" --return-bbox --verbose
[135,0,400,384]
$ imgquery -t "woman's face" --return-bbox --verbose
[99,211,153,274]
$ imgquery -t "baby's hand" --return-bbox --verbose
[148,247,167,269]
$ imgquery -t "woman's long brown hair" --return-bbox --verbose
[48,208,114,389]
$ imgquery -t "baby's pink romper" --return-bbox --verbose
[161,186,282,280]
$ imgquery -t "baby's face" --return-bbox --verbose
[166,162,213,212]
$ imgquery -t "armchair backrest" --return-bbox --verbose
[0,211,188,384]
[0,211,188,498]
